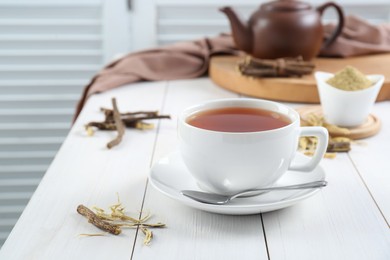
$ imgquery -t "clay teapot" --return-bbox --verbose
[221,0,344,60]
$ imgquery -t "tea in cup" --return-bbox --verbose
[178,98,328,195]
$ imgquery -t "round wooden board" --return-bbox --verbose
[209,55,390,103]
[295,105,381,139]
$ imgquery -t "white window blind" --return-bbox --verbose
[0,0,131,246]
[0,0,106,248]
[154,0,390,46]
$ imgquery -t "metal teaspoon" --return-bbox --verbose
[181,180,327,205]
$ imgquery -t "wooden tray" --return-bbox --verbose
[209,54,390,103]
[296,105,381,139]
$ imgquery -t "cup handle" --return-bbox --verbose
[288,127,329,172]
[317,2,345,49]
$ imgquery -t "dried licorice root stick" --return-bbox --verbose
[107,98,125,149]
[238,56,315,77]
[86,122,116,131]
[100,108,159,117]
[77,205,121,235]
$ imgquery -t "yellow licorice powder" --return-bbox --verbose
[326,66,373,91]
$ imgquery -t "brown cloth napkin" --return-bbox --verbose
[321,15,390,57]
[73,34,237,121]
[74,16,390,121]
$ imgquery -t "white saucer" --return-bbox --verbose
[149,151,326,215]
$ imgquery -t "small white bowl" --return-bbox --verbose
[315,71,384,128]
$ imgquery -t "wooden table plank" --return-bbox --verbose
[0,82,167,260]
[348,101,390,225]
[262,154,390,260]
[132,78,270,260]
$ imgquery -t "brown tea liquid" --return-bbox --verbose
[187,107,291,132]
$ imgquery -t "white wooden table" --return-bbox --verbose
[1,78,390,260]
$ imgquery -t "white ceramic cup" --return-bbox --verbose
[315,71,384,127]
[178,98,328,195]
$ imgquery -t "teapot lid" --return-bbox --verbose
[261,0,311,12]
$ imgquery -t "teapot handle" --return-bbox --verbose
[317,2,345,48]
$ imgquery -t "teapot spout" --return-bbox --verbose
[220,6,252,53]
